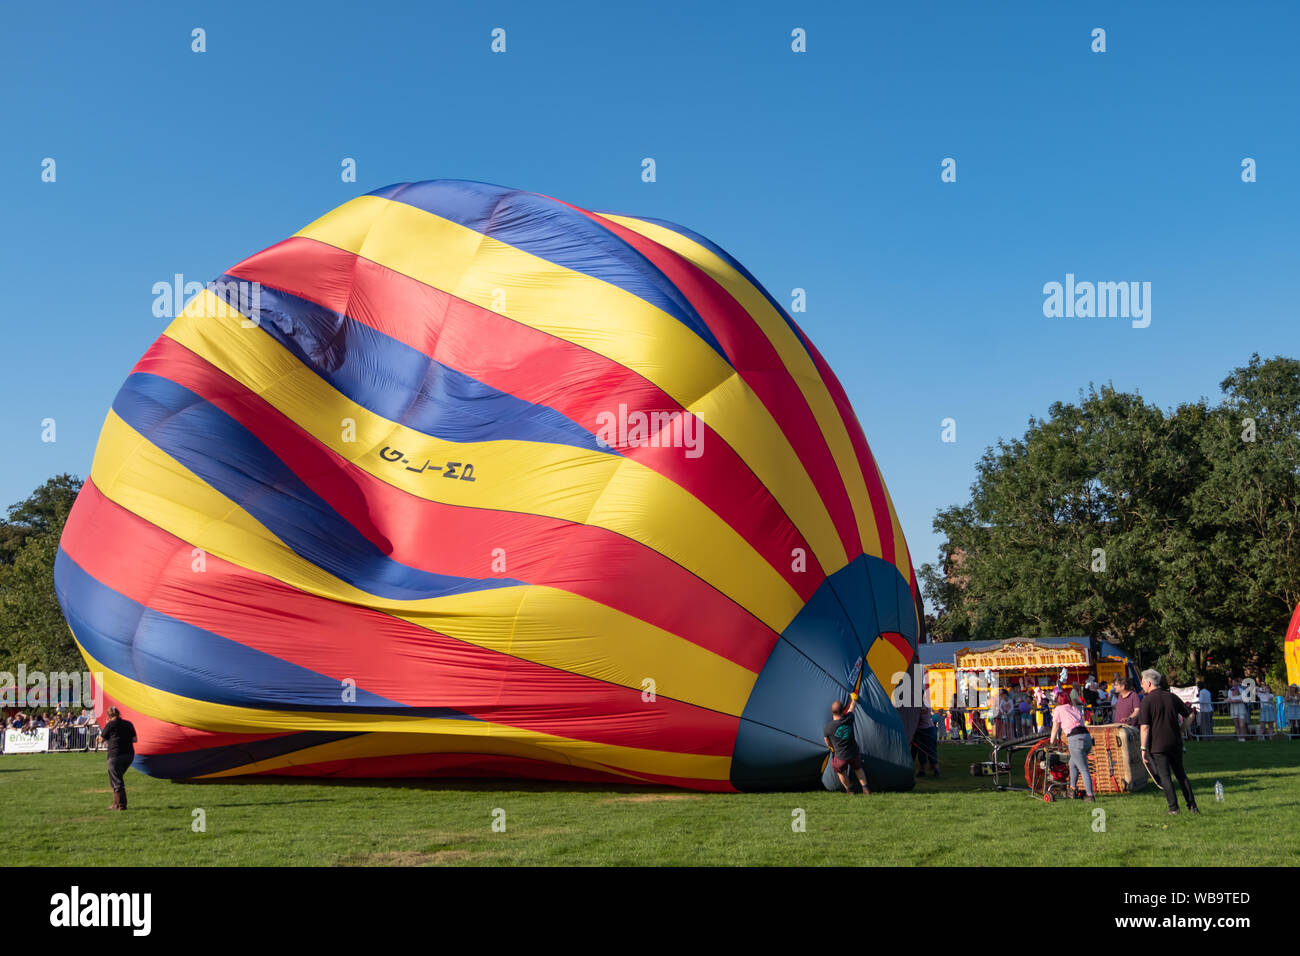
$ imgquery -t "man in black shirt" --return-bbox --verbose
[1138,669,1199,815]
[822,693,871,795]
[102,706,138,811]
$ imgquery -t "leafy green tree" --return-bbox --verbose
[1185,355,1300,678]
[922,356,1300,685]
[0,475,84,678]
[0,473,81,564]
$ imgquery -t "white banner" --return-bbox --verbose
[3,727,49,753]
[1170,686,1200,709]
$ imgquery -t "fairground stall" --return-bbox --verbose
[918,637,1139,712]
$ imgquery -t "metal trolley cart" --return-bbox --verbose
[968,723,1047,792]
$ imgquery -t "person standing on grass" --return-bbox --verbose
[996,691,1013,740]
[1049,690,1095,802]
[823,693,871,795]
[1139,669,1199,816]
[1227,680,1248,741]
[101,706,138,811]
[1111,677,1140,727]
[1038,687,1053,734]
[911,705,940,776]
[1196,682,1214,738]
[949,694,967,742]
[1258,683,1275,738]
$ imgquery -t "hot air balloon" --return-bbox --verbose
[1286,602,1300,689]
[54,180,922,791]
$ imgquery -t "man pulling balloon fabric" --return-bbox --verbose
[823,693,872,795]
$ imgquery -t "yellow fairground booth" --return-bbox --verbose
[918,637,1138,716]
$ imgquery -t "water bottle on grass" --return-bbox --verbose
[1215,781,1224,802]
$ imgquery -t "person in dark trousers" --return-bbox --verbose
[823,693,871,795]
[1138,669,1199,815]
[911,705,940,776]
[949,694,967,741]
[102,706,138,811]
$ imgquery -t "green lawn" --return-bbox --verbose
[3,739,1298,866]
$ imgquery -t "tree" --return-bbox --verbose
[0,473,81,564]
[0,475,84,678]
[1185,355,1300,677]
[922,356,1300,685]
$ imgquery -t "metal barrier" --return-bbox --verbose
[47,725,104,751]
[0,724,103,753]
[938,698,1300,744]
[1197,698,1299,740]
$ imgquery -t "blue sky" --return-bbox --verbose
[2,1,1296,594]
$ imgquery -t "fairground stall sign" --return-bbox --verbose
[955,640,1089,672]
[917,636,1137,709]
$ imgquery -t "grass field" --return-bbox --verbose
[3,740,1298,866]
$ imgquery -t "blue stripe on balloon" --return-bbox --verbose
[367,180,731,363]
[623,214,815,361]
[110,371,524,602]
[730,554,915,792]
[132,730,364,779]
[55,549,477,720]
[209,276,613,454]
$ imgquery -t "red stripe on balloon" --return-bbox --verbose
[129,334,778,674]
[264,751,642,784]
[92,688,295,756]
[880,632,915,667]
[795,330,898,565]
[261,750,738,790]
[65,481,741,757]
[564,204,865,563]
[224,236,822,601]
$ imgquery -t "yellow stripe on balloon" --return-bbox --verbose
[196,732,656,782]
[77,639,731,782]
[600,213,883,568]
[88,412,759,716]
[865,633,910,700]
[161,292,801,634]
[294,196,849,574]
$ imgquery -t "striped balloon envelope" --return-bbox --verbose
[1287,603,1300,689]
[55,180,922,791]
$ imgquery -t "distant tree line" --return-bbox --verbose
[921,354,1300,688]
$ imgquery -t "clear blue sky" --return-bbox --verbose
[2,1,1296,595]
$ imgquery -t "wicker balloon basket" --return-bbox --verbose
[1025,723,1147,801]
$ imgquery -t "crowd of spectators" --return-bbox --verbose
[938,675,1300,743]
[2,708,103,751]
